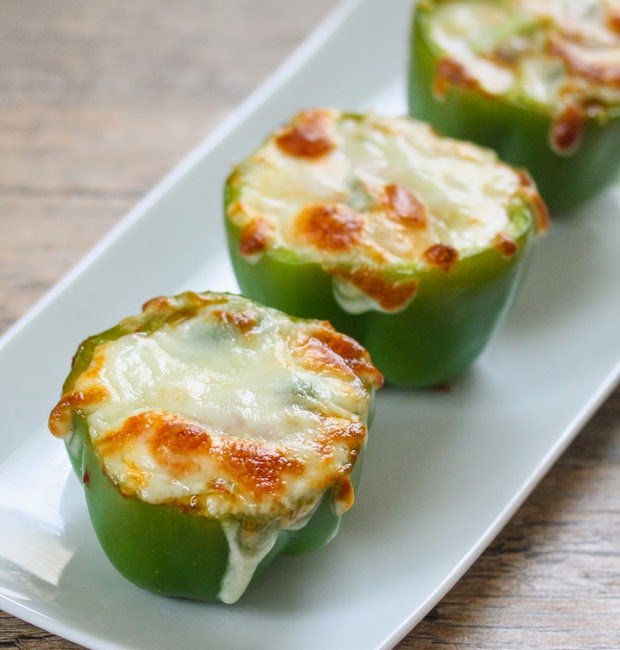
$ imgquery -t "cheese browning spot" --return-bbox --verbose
[49,387,109,438]
[290,326,384,388]
[311,418,367,466]
[149,416,212,476]
[494,233,519,257]
[609,9,620,34]
[275,109,335,159]
[293,204,363,252]
[290,330,357,382]
[551,103,586,155]
[320,417,366,445]
[212,310,257,333]
[142,295,175,313]
[333,476,355,516]
[95,411,153,456]
[531,190,551,232]
[423,243,459,271]
[433,57,482,98]
[142,292,228,325]
[548,37,620,87]
[95,412,213,480]
[516,169,550,232]
[214,439,305,499]
[383,184,428,228]
[239,218,273,257]
[80,348,107,382]
[333,268,418,312]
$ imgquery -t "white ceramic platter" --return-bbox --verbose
[1,1,619,648]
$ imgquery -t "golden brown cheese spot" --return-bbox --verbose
[516,169,550,232]
[226,169,243,189]
[149,417,212,476]
[321,417,367,445]
[484,44,522,67]
[142,295,175,313]
[166,293,228,327]
[551,103,586,155]
[313,328,383,388]
[309,417,366,466]
[95,411,154,456]
[275,109,335,159]
[79,348,107,382]
[494,233,519,257]
[333,268,418,312]
[608,9,620,34]
[48,386,109,438]
[433,57,483,98]
[333,476,355,515]
[226,200,248,220]
[214,439,305,499]
[239,217,273,257]
[211,309,257,333]
[548,37,620,87]
[423,243,460,271]
[293,204,363,253]
[516,169,532,188]
[531,191,551,232]
[383,184,428,228]
[290,326,384,388]
[143,292,228,325]
[290,330,357,382]
[96,411,212,479]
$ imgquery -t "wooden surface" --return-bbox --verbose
[1,1,619,648]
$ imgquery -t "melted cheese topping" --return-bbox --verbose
[50,292,382,603]
[228,111,539,312]
[428,0,620,114]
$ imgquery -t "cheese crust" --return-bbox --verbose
[49,292,382,522]
[226,110,545,312]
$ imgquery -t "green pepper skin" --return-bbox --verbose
[70,412,231,600]
[67,412,347,600]
[409,2,620,213]
[226,208,537,389]
[59,293,367,602]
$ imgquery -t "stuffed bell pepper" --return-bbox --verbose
[409,0,620,212]
[49,291,382,603]
[225,109,548,388]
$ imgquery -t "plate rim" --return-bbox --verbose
[1,1,619,648]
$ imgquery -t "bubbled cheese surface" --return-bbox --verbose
[428,0,620,110]
[228,111,529,269]
[57,293,380,521]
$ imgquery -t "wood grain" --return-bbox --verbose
[1,2,619,649]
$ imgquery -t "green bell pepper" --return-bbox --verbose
[409,0,620,213]
[49,291,380,603]
[225,110,548,389]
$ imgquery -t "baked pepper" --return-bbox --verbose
[49,291,382,603]
[225,109,548,388]
[409,0,620,213]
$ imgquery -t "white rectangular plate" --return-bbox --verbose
[1,1,619,648]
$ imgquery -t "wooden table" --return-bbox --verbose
[1,2,618,648]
